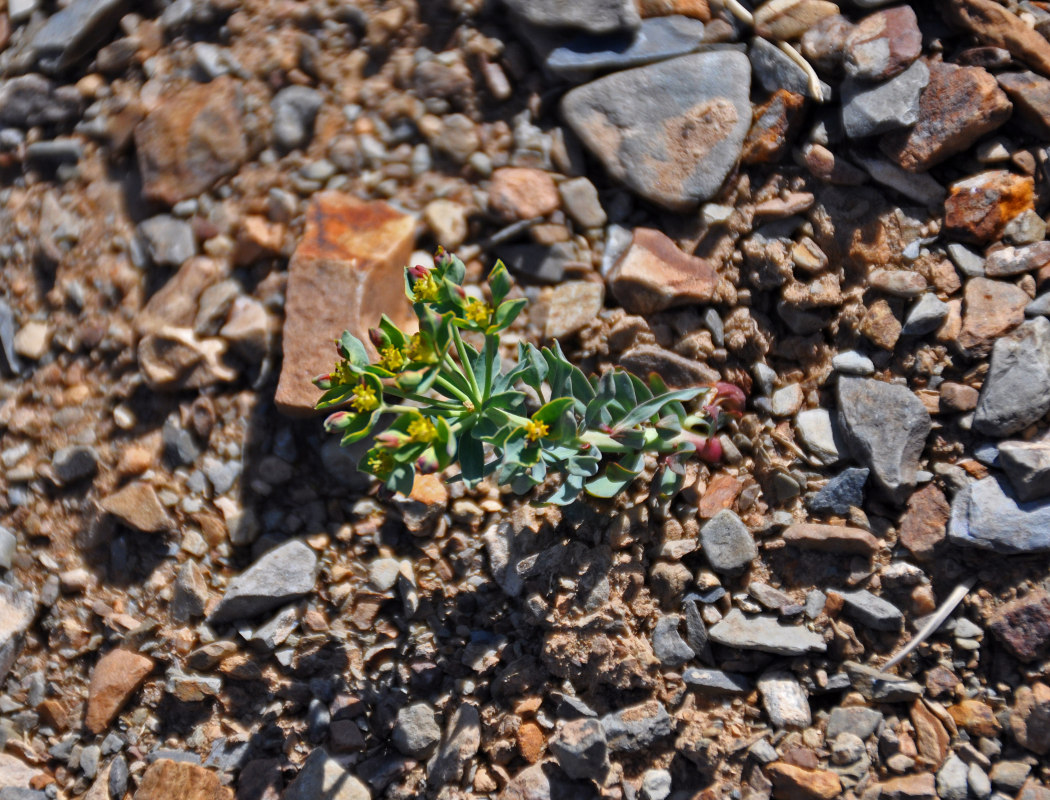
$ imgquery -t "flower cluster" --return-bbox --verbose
[314,248,744,504]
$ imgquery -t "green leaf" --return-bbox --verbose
[315,384,355,410]
[445,254,466,284]
[536,474,585,506]
[656,466,684,500]
[533,397,575,425]
[488,260,512,306]
[585,454,644,498]
[565,452,601,477]
[615,387,706,432]
[489,298,526,333]
[339,331,369,367]
[458,432,485,487]
[378,315,408,350]
[386,463,415,495]
[339,408,381,445]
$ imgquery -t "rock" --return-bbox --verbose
[427,703,480,786]
[826,706,884,740]
[618,345,719,388]
[801,13,854,73]
[652,614,694,667]
[497,242,578,284]
[846,662,923,702]
[947,700,1000,737]
[641,769,672,800]
[750,37,830,99]
[549,719,609,781]
[878,773,936,800]
[13,321,50,360]
[171,561,208,623]
[138,215,197,268]
[754,0,839,41]
[86,649,154,734]
[558,177,607,229]
[272,86,323,151]
[1010,682,1050,754]
[546,16,707,81]
[999,440,1050,501]
[0,754,43,791]
[940,382,980,412]
[135,77,251,206]
[488,167,560,221]
[853,153,947,207]
[101,482,171,533]
[52,445,98,485]
[944,170,1033,244]
[899,483,950,559]
[957,277,1030,355]
[0,528,15,571]
[282,749,370,800]
[699,510,756,575]
[807,468,869,515]
[836,377,931,504]
[0,74,82,128]
[909,700,950,766]
[844,6,922,80]
[275,193,415,415]
[989,589,1050,661]
[601,701,671,752]
[771,384,804,417]
[949,476,1050,554]
[742,89,807,165]
[973,318,1050,435]
[542,281,604,340]
[859,298,902,349]
[758,670,811,729]
[1017,780,1050,800]
[936,756,969,800]
[502,0,640,34]
[422,200,467,250]
[682,667,751,693]
[990,762,1031,793]
[221,296,272,361]
[138,328,236,392]
[29,0,124,73]
[832,351,875,375]
[135,257,223,337]
[782,522,880,555]
[835,589,903,631]
[985,242,1050,277]
[794,408,842,464]
[998,71,1050,135]
[941,0,1050,78]
[0,299,20,377]
[607,228,717,314]
[561,51,751,209]
[708,609,826,655]
[841,59,928,139]
[766,762,842,800]
[902,293,950,336]
[209,540,319,624]
[393,703,441,759]
[0,586,35,684]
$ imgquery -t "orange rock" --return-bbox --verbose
[941,0,1050,78]
[234,215,286,265]
[899,483,950,560]
[766,762,842,800]
[275,193,416,415]
[782,523,881,555]
[85,649,154,734]
[410,473,449,507]
[608,228,718,314]
[742,90,807,166]
[944,170,1033,244]
[637,0,710,21]
[910,700,949,767]
[698,472,742,519]
[859,298,901,350]
[133,759,233,800]
[878,772,936,800]
[517,720,546,763]
[101,482,171,533]
[488,168,560,222]
[948,699,1001,737]
[956,276,1029,355]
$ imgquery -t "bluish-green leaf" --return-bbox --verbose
[339,331,369,367]
[615,387,705,431]
[488,260,512,306]
[458,432,485,487]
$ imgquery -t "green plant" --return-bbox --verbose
[314,248,744,505]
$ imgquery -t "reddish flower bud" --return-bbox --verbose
[434,246,452,268]
[312,373,333,390]
[696,436,723,463]
[374,432,402,448]
[416,452,439,474]
[714,382,746,412]
[368,328,384,348]
[324,411,353,432]
[407,264,430,281]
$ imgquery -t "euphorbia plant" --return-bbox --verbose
[314,249,744,505]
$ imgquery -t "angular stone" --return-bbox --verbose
[841,59,928,139]
[392,703,441,759]
[941,0,1050,78]
[652,614,694,667]
[0,586,35,685]
[0,74,82,128]
[807,468,869,515]
[549,718,609,781]
[846,662,923,703]
[1011,683,1050,755]
[758,670,811,729]
[209,540,319,624]
[837,377,931,504]
[282,749,369,800]
[947,700,1000,737]
[30,0,124,73]
[601,701,672,752]
[766,762,842,800]
[944,170,1033,244]
[133,759,232,800]
[910,700,950,767]
[502,0,640,34]
[558,177,607,229]
[275,193,415,415]
[750,37,831,99]
[607,227,717,314]
[902,293,950,336]
[700,509,756,575]
[989,590,1050,661]
[542,281,605,340]
[708,609,826,656]
[878,773,936,800]
[86,649,154,734]
[985,242,1050,277]
[949,476,1050,554]
[899,483,949,560]
[999,440,1050,501]
[844,5,922,80]
[271,86,322,151]
[795,408,842,464]
[135,77,251,206]
[427,703,480,786]
[618,345,719,388]
[488,168,560,222]
[939,382,979,412]
[782,523,880,555]
[854,153,947,207]
[973,317,1050,435]
[755,0,840,41]
[101,482,171,533]
[826,706,884,740]
[682,668,751,693]
[859,298,902,350]
[741,89,807,165]
[801,13,854,74]
[957,277,1030,355]
[137,328,236,392]
[561,51,751,209]
[836,589,903,631]
[999,71,1050,135]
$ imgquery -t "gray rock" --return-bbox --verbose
[902,293,950,336]
[549,718,609,781]
[138,215,197,268]
[171,561,208,623]
[969,762,992,800]
[427,703,480,786]
[51,445,98,485]
[392,703,441,759]
[0,585,35,684]
[272,86,324,151]
[682,668,751,693]
[619,345,719,388]
[826,706,884,740]
[844,661,922,702]
[109,755,128,798]
[984,242,1050,277]
[652,614,694,667]
[0,791,47,800]
[948,475,1050,553]
[0,75,82,129]
[757,670,811,729]
[502,0,640,34]
[283,749,370,800]
[751,37,831,99]
[601,701,672,752]
[497,242,576,284]
[30,0,126,73]
[561,51,752,209]
[641,769,672,800]
[807,468,868,515]
[209,540,319,624]
[682,597,712,663]
[973,318,1050,437]
[841,59,928,138]
[946,242,985,277]
[832,350,876,375]
[854,153,946,207]
[8,0,40,22]
[548,16,706,81]
[795,408,843,465]
[26,138,83,165]
[836,589,903,631]
[998,440,1050,501]
[0,527,16,571]
[837,376,931,503]
[0,299,20,377]
[1026,293,1050,318]
[708,609,826,655]
[938,754,969,800]
[699,510,756,575]
[558,177,607,229]
[990,762,1031,793]
[805,589,826,619]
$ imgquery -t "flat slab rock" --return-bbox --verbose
[561,51,752,210]
[209,540,319,624]
[948,475,1050,554]
[502,0,639,34]
[973,317,1050,437]
[708,609,826,656]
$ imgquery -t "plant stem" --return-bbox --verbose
[433,375,474,406]
[452,326,482,404]
[483,333,497,399]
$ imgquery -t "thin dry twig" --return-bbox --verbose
[879,576,978,674]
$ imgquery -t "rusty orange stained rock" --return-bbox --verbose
[275,193,416,416]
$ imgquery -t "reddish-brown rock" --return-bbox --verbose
[134,257,223,337]
[85,649,154,734]
[637,0,711,21]
[742,89,806,165]
[859,298,901,350]
[782,523,881,555]
[100,481,171,533]
[699,472,743,519]
[1011,682,1050,755]
[941,0,1050,78]
[899,483,950,560]
[948,699,1000,737]
[844,5,922,80]
[881,62,1012,173]
[754,0,838,41]
[766,762,842,800]
[999,71,1050,135]
[910,700,950,767]
[989,589,1050,662]
[878,772,937,800]
[517,721,546,763]
[133,759,233,800]
[956,277,1029,355]
[135,77,252,206]
[945,170,1033,243]
[608,228,718,314]
[275,193,415,415]
[488,168,560,222]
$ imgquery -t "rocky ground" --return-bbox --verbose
[2,0,1050,799]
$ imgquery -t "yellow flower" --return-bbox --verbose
[332,359,355,385]
[524,419,549,442]
[366,448,394,476]
[463,298,491,326]
[350,381,379,413]
[407,415,437,443]
[407,333,436,364]
[378,345,405,372]
[412,272,440,303]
